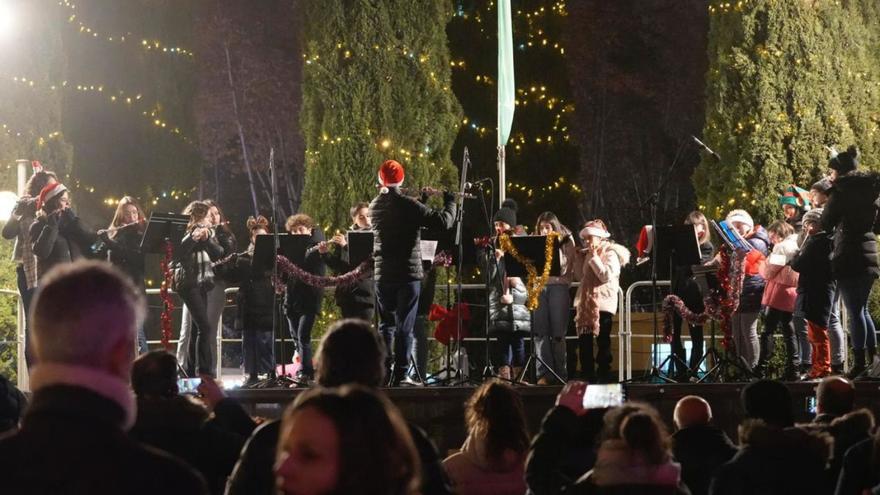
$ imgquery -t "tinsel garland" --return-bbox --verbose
[497,232,559,311]
[276,255,371,288]
[662,247,746,350]
[159,239,175,350]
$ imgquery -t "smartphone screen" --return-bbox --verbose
[582,383,625,409]
[177,377,202,395]
[806,396,817,415]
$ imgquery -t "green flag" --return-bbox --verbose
[497,0,515,147]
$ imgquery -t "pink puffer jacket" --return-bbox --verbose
[760,234,799,312]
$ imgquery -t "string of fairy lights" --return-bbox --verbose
[58,0,195,58]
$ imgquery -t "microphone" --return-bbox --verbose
[691,135,721,161]
[465,178,491,190]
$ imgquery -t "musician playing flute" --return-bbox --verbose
[369,159,456,386]
[97,196,148,354]
[30,182,97,281]
[317,202,375,321]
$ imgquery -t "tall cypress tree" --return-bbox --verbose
[695,0,880,223]
[300,0,463,231]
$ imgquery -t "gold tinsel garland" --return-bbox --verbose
[497,232,559,311]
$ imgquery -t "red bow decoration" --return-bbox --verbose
[429,302,471,345]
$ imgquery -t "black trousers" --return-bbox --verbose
[178,285,214,377]
[671,313,705,375]
[578,311,613,381]
[760,307,799,372]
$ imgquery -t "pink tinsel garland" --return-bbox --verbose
[159,239,176,350]
[663,247,746,351]
[276,255,371,288]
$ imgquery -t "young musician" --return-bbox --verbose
[98,196,148,354]
[573,219,630,383]
[234,216,276,384]
[369,159,456,386]
[534,211,576,384]
[318,202,375,321]
[30,182,97,280]
[669,211,714,381]
[285,213,326,383]
[177,200,237,375]
[2,166,56,368]
[175,200,224,377]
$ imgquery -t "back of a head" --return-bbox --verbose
[281,385,420,495]
[742,379,793,427]
[466,380,529,461]
[674,395,713,430]
[31,261,145,371]
[131,351,179,398]
[620,411,670,465]
[816,376,855,417]
[316,319,385,388]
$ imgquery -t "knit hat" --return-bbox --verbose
[378,160,405,193]
[493,198,518,228]
[811,178,832,194]
[778,184,811,210]
[580,219,610,240]
[802,208,823,226]
[725,209,754,230]
[829,145,859,174]
[37,182,67,210]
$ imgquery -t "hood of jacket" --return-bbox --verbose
[799,408,875,455]
[459,433,525,473]
[590,439,681,487]
[832,171,880,197]
[738,419,832,466]
[747,225,772,254]
[606,242,631,267]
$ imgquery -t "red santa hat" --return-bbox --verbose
[37,182,67,210]
[377,160,405,194]
[31,160,43,174]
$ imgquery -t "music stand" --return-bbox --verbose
[657,225,703,380]
[347,231,374,266]
[503,235,564,384]
[141,213,188,360]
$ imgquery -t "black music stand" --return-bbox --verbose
[245,233,313,388]
[347,231,374,266]
[504,235,564,384]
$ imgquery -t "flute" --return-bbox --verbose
[376,184,476,199]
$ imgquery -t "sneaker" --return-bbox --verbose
[400,376,424,387]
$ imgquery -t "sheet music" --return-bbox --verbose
[420,240,438,261]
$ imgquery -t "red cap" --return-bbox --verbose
[37,182,67,210]
[378,160,405,188]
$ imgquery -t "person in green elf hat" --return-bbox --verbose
[779,184,811,235]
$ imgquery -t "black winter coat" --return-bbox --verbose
[175,228,225,290]
[821,172,880,280]
[130,395,255,495]
[791,231,835,326]
[671,424,737,495]
[102,228,146,292]
[739,227,771,312]
[233,252,276,331]
[672,241,715,313]
[30,209,97,280]
[0,385,208,495]
[211,228,238,284]
[369,187,456,283]
[285,228,325,315]
[323,227,375,315]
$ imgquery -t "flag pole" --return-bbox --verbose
[497,0,514,208]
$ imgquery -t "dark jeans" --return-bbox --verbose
[671,312,705,375]
[579,311,613,381]
[341,303,374,323]
[178,285,214,377]
[288,312,317,377]
[376,281,420,379]
[838,273,878,351]
[242,329,274,379]
[492,331,526,368]
[16,265,34,369]
[760,307,798,372]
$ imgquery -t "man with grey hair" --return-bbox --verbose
[0,261,207,494]
[672,395,737,495]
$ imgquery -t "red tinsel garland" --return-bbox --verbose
[663,247,746,351]
[276,255,371,288]
[159,239,175,350]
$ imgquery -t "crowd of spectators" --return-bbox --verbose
[1,260,880,494]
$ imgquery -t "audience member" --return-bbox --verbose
[226,318,452,495]
[0,373,26,438]
[128,350,256,494]
[0,261,207,494]
[798,377,874,494]
[835,430,880,495]
[710,380,831,495]
[671,396,737,495]
[275,385,420,495]
[443,380,530,494]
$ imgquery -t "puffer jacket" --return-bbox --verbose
[369,187,456,283]
[760,233,799,312]
[443,434,527,495]
[738,226,770,313]
[821,172,880,280]
[489,275,531,333]
[574,242,631,315]
[29,208,98,281]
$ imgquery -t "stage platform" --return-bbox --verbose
[228,381,880,454]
